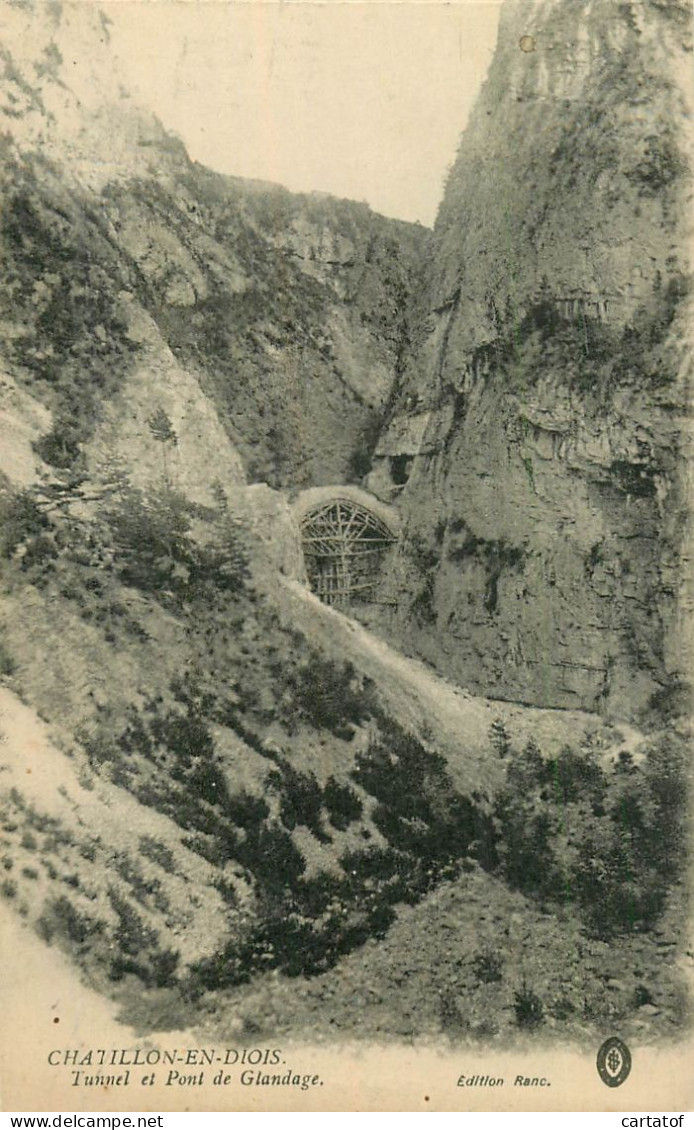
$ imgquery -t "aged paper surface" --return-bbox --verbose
[0,0,693,1113]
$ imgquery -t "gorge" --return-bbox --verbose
[0,0,691,1057]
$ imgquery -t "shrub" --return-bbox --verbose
[324,777,363,829]
[37,895,105,947]
[123,703,231,810]
[0,641,16,677]
[235,824,306,895]
[1,160,139,467]
[353,717,497,871]
[471,948,503,984]
[190,717,498,985]
[493,731,689,938]
[105,888,179,987]
[626,132,688,195]
[139,837,176,874]
[412,582,437,626]
[109,888,158,957]
[223,792,270,828]
[105,485,193,593]
[267,761,330,842]
[148,949,180,989]
[489,719,511,758]
[103,484,249,603]
[513,982,544,1029]
[286,657,378,736]
[113,851,168,912]
[0,489,49,558]
[646,676,692,725]
[572,736,688,937]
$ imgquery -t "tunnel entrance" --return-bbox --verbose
[300,496,397,609]
[389,453,414,487]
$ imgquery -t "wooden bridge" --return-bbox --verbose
[292,486,399,609]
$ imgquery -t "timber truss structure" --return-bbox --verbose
[300,496,397,608]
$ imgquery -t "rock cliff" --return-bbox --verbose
[369,0,693,720]
[0,1,427,499]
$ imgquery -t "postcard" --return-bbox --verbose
[0,0,692,1112]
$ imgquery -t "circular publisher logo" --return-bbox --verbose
[597,1037,632,1088]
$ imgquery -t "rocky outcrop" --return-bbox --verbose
[119,167,428,488]
[371,0,693,719]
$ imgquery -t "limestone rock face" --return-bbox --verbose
[228,484,308,583]
[372,0,693,719]
[129,169,427,489]
[85,298,246,508]
[0,1,427,501]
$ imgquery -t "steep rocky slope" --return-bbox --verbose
[0,1,427,497]
[94,163,427,488]
[369,0,693,721]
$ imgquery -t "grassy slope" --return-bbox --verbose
[0,481,689,1042]
[200,865,688,1047]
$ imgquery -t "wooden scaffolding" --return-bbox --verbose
[300,497,396,609]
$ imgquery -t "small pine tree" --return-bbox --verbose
[147,408,178,489]
[490,719,511,758]
[147,408,178,446]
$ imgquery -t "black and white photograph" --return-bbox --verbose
[0,0,692,1112]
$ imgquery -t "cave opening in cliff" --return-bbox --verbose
[390,454,413,487]
[300,498,397,609]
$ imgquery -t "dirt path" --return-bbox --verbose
[276,578,636,795]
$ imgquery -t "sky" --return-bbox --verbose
[106,1,502,226]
